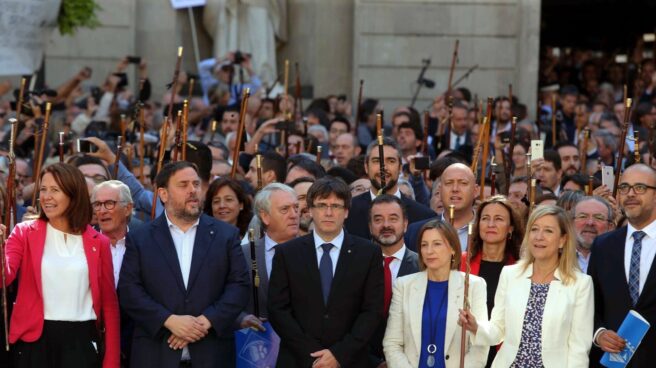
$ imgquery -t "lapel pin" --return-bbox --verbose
[210,230,214,235]
[347,249,351,254]
[92,246,97,252]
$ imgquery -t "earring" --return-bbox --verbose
[507,232,512,240]
[558,247,563,254]
[451,254,455,263]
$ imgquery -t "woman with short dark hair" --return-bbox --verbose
[203,177,252,238]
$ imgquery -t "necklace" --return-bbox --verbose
[425,280,448,367]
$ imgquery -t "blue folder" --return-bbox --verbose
[235,321,280,368]
[600,310,650,368]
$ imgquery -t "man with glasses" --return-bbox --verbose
[268,176,383,368]
[588,164,656,367]
[572,196,614,273]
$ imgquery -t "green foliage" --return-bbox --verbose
[57,0,102,36]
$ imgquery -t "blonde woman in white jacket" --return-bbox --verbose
[459,205,594,368]
[384,219,488,368]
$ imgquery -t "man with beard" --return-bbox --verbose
[588,164,656,367]
[119,161,250,367]
[237,183,300,331]
[555,142,581,176]
[367,195,419,366]
[289,177,315,235]
[344,137,435,240]
[573,196,614,273]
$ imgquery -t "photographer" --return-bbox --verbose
[199,51,262,106]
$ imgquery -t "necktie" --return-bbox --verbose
[320,243,334,305]
[629,231,646,306]
[384,256,395,315]
[455,135,462,149]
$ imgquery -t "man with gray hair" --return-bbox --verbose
[572,196,615,273]
[238,183,300,331]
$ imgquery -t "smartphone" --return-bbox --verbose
[77,139,98,154]
[414,156,430,170]
[126,56,141,64]
[275,121,295,131]
[602,166,614,192]
[615,54,628,64]
[530,140,544,161]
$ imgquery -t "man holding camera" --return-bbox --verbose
[199,51,262,106]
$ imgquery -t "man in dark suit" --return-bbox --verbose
[118,161,250,368]
[405,163,478,251]
[367,195,419,366]
[434,99,472,158]
[588,164,656,367]
[345,137,435,240]
[238,182,300,330]
[268,177,384,368]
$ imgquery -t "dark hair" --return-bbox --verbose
[358,98,379,123]
[203,177,252,237]
[155,161,199,189]
[633,102,654,125]
[306,176,352,210]
[368,194,407,223]
[70,155,111,180]
[470,195,522,263]
[429,156,465,181]
[398,121,423,141]
[560,173,598,192]
[346,155,367,179]
[306,98,330,114]
[599,112,620,127]
[185,141,213,183]
[326,166,358,184]
[556,190,585,214]
[306,108,330,129]
[261,151,287,183]
[288,176,316,188]
[416,219,461,270]
[288,158,326,179]
[554,141,578,152]
[38,163,92,233]
[560,85,580,98]
[365,136,402,161]
[456,87,472,102]
[329,116,351,132]
[543,149,562,171]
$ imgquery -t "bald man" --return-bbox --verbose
[332,133,361,168]
[404,163,478,251]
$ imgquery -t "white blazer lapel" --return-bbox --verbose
[445,270,464,354]
[410,272,428,351]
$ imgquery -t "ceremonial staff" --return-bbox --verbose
[231,88,251,178]
[256,153,263,190]
[166,47,184,126]
[187,78,195,102]
[613,98,632,198]
[5,119,18,232]
[581,128,590,174]
[490,156,496,196]
[587,176,594,196]
[248,229,260,317]
[376,113,386,195]
[58,132,65,163]
[633,131,640,163]
[316,146,322,165]
[151,118,170,219]
[422,111,430,156]
[479,98,493,200]
[446,40,460,97]
[449,205,455,226]
[504,117,517,195]
[526,152,532,209]
[551,95,557,146]
[354,80,364,136]
[113,136,123,179]
[470,117,487,176]
[120,114,127,150]
[138,103,146,186]
[32,102,52,207]
[0,231,7,351]
[182,100,189,161]
[172,110,183,161]
[529,179,536,213]
[282,60,290,119]
[294,62,303,128]
[459,222,474,368]
[210,120,218,144]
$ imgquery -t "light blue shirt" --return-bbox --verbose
[439,212,470,251]
[264,234,277,278]
[313,229,345,275]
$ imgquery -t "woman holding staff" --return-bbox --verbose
[384,219,488,368]
[459,205,593,368]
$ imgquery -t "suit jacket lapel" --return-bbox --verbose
[302,234,324,304]
[257,237,269,288]
[187,216,213,292]
[410,273,427,350]
[82,226,101,312]
[152,215,186,293]
[28,220,47,298]
[444,271,463,354]
[398,248,416,277]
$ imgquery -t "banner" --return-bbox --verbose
[0,0,61,76]
[235,321,280,368]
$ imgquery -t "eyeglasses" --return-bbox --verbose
[616,183,656,195]
[92,200,126,211]
[312,203,346,212]
[574,213,610,223]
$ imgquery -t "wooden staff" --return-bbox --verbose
[152,117,171,219]
[422,111,430,156]
[354,79,364,136]
[187,78,195,102]
[4,119,17,230]
[0,234,7,351]
[529,179,537,213]
[613,98,632,198]
[446,39,460,97]
[633,131,640,163]
[15,78,26,122]
[256,153,263,190]
[172,110,183,161]
[248,229,260,317]
[231,88,251,178]
[581,128,590,173]
[526,152,532,205]
[551,95,557,146]
[470,117,488,175]
[316,146,322,165]
[182,99,189,161]
[490,156,497,196]
[294,62,303,125]
[504,117,517,195]
[479,99,493,200]
[58,132,65,162]
[166,47,184,125]
[282,59,290,119]
[210,119,218,144]
[120,114,127,148]
[113,136,123,179]
[449,204,455,225]
[138,104,146,186]
[376,113,386,195]
[587,176,594,195]
[32,102,52,207]
[459,222,474,368]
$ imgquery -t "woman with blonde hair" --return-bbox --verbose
[459,205,593,367]
[384,219,488,368]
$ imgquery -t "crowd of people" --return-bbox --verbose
[0,45,653,368]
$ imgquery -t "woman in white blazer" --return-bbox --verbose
[384,219,488,368]
[459,205,594,368]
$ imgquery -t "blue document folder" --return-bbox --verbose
[600,310,650,368]
[235,321,280,368]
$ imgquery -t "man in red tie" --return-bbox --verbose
[368,194,419,367]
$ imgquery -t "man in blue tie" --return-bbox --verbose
[588,163,656,367]
[268,176,384,368]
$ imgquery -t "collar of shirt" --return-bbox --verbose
[165,211,200,233]
[369,187,402,200]
[576,249,591,262]
[264,233,278,252]
[100,227,128,249]
[439,211,473,231]
[313,229,345,251]
[385,244,406,261]
[626,220,656,241]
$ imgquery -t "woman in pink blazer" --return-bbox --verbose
[3,163,119,368]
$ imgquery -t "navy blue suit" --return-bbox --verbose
[118,213,250,368]
[404,216,437,252]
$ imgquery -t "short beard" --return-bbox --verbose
[174,206,201,223]
[300,217,313,232]
[373,232,403,247]
[576,234,593,250]
[371,177,398,192]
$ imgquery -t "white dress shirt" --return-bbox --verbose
[384,245,407,284]
[314,229,345,275]
[264,234,278,278]
[624,221,656,294]
[369,188,402,200]
[449,130,466,150]
[42,223,96,321]
[110,237,127,288]
[165,212,200,361]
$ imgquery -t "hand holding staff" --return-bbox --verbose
[248,229,260,317]
[231,88,251,178]
[459,222,474,368]
[613,98,632,198]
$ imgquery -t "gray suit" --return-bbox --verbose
[239,237,270,320]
